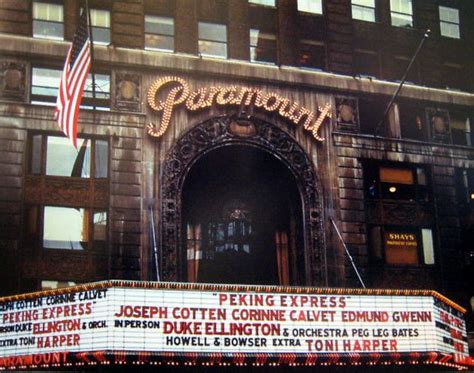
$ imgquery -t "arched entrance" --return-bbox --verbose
[182,145,303,285]
[160,116,326,286]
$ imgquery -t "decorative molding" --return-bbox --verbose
[0,61,26,101]
[24,176,109,208]
[366,201,434,226]
[22,254,109,281]
[335,96,358,132]
[160,116,326,285]
[427,108,451,144]
[114,73,141,112]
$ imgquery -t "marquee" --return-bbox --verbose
[0,281,472,370]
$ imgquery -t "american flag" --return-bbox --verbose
[55,9,91,148]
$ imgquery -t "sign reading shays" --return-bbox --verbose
[0,281,472,369]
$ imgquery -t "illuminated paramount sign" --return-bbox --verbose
[146,76,332,141]
[0,281,472,370]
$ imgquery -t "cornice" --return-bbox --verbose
[1,34,473,107]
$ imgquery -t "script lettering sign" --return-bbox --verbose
[146,76,332,141]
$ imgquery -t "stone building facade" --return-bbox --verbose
[0,0,473,348]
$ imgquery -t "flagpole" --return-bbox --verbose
[330,218,366,288]
[149,206,160,282]
[373,29,430,137]
[85,0,97,111]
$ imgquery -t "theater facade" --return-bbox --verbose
[0,0,473,370]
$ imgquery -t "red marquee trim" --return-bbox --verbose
[1,351,472,371]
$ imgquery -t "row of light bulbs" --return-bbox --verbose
[3,356,468,371]
[0,278,465,313]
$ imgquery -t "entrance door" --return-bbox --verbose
[182,145,303,285]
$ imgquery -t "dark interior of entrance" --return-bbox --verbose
[182,145,304,285]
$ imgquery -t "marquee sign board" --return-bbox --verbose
[0,281,472,370]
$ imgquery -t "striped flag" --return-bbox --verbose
[55,8,91,148]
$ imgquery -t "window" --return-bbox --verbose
[450,112,472,146]
[198,22,227,59]
[145,15,174,52]
[352,0,376,22]
[46,137,91,177]
[29,134,108,178]
[93,210,107,250]
[33,1,64,40]
[42,206,107,250]
[249,0,275,6]
[439,6,460,39]
[298,40,326,70]
[358,97,385,134]
[455,169,474,206]
[365,163,430,202]
[31,67,61,105]
[421,229,435,265]
[250,29,277,64]
[370,227,435,265]
[359,98,400,137]
[442,63,465,91]
[298,0,323,15]
[379,166,416,200]
[399,104,429,141]
[24,205,107,251]
[90,9,110,45]
[43,206,88,249]
[31,67,110,109]
[25,133,109,251]
[390,0,413,27]
[82,73,111,110]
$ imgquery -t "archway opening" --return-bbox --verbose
[182,145,304,285]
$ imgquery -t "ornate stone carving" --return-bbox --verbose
[335,96,358,132]
[24,176,109,208]
[0,61,26,101]
[21,254,109,281]
[366,200,433,226]
[160,116,325,285]
[427,108,450,144]
[114,73,141,112]
[228,120,257,137]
